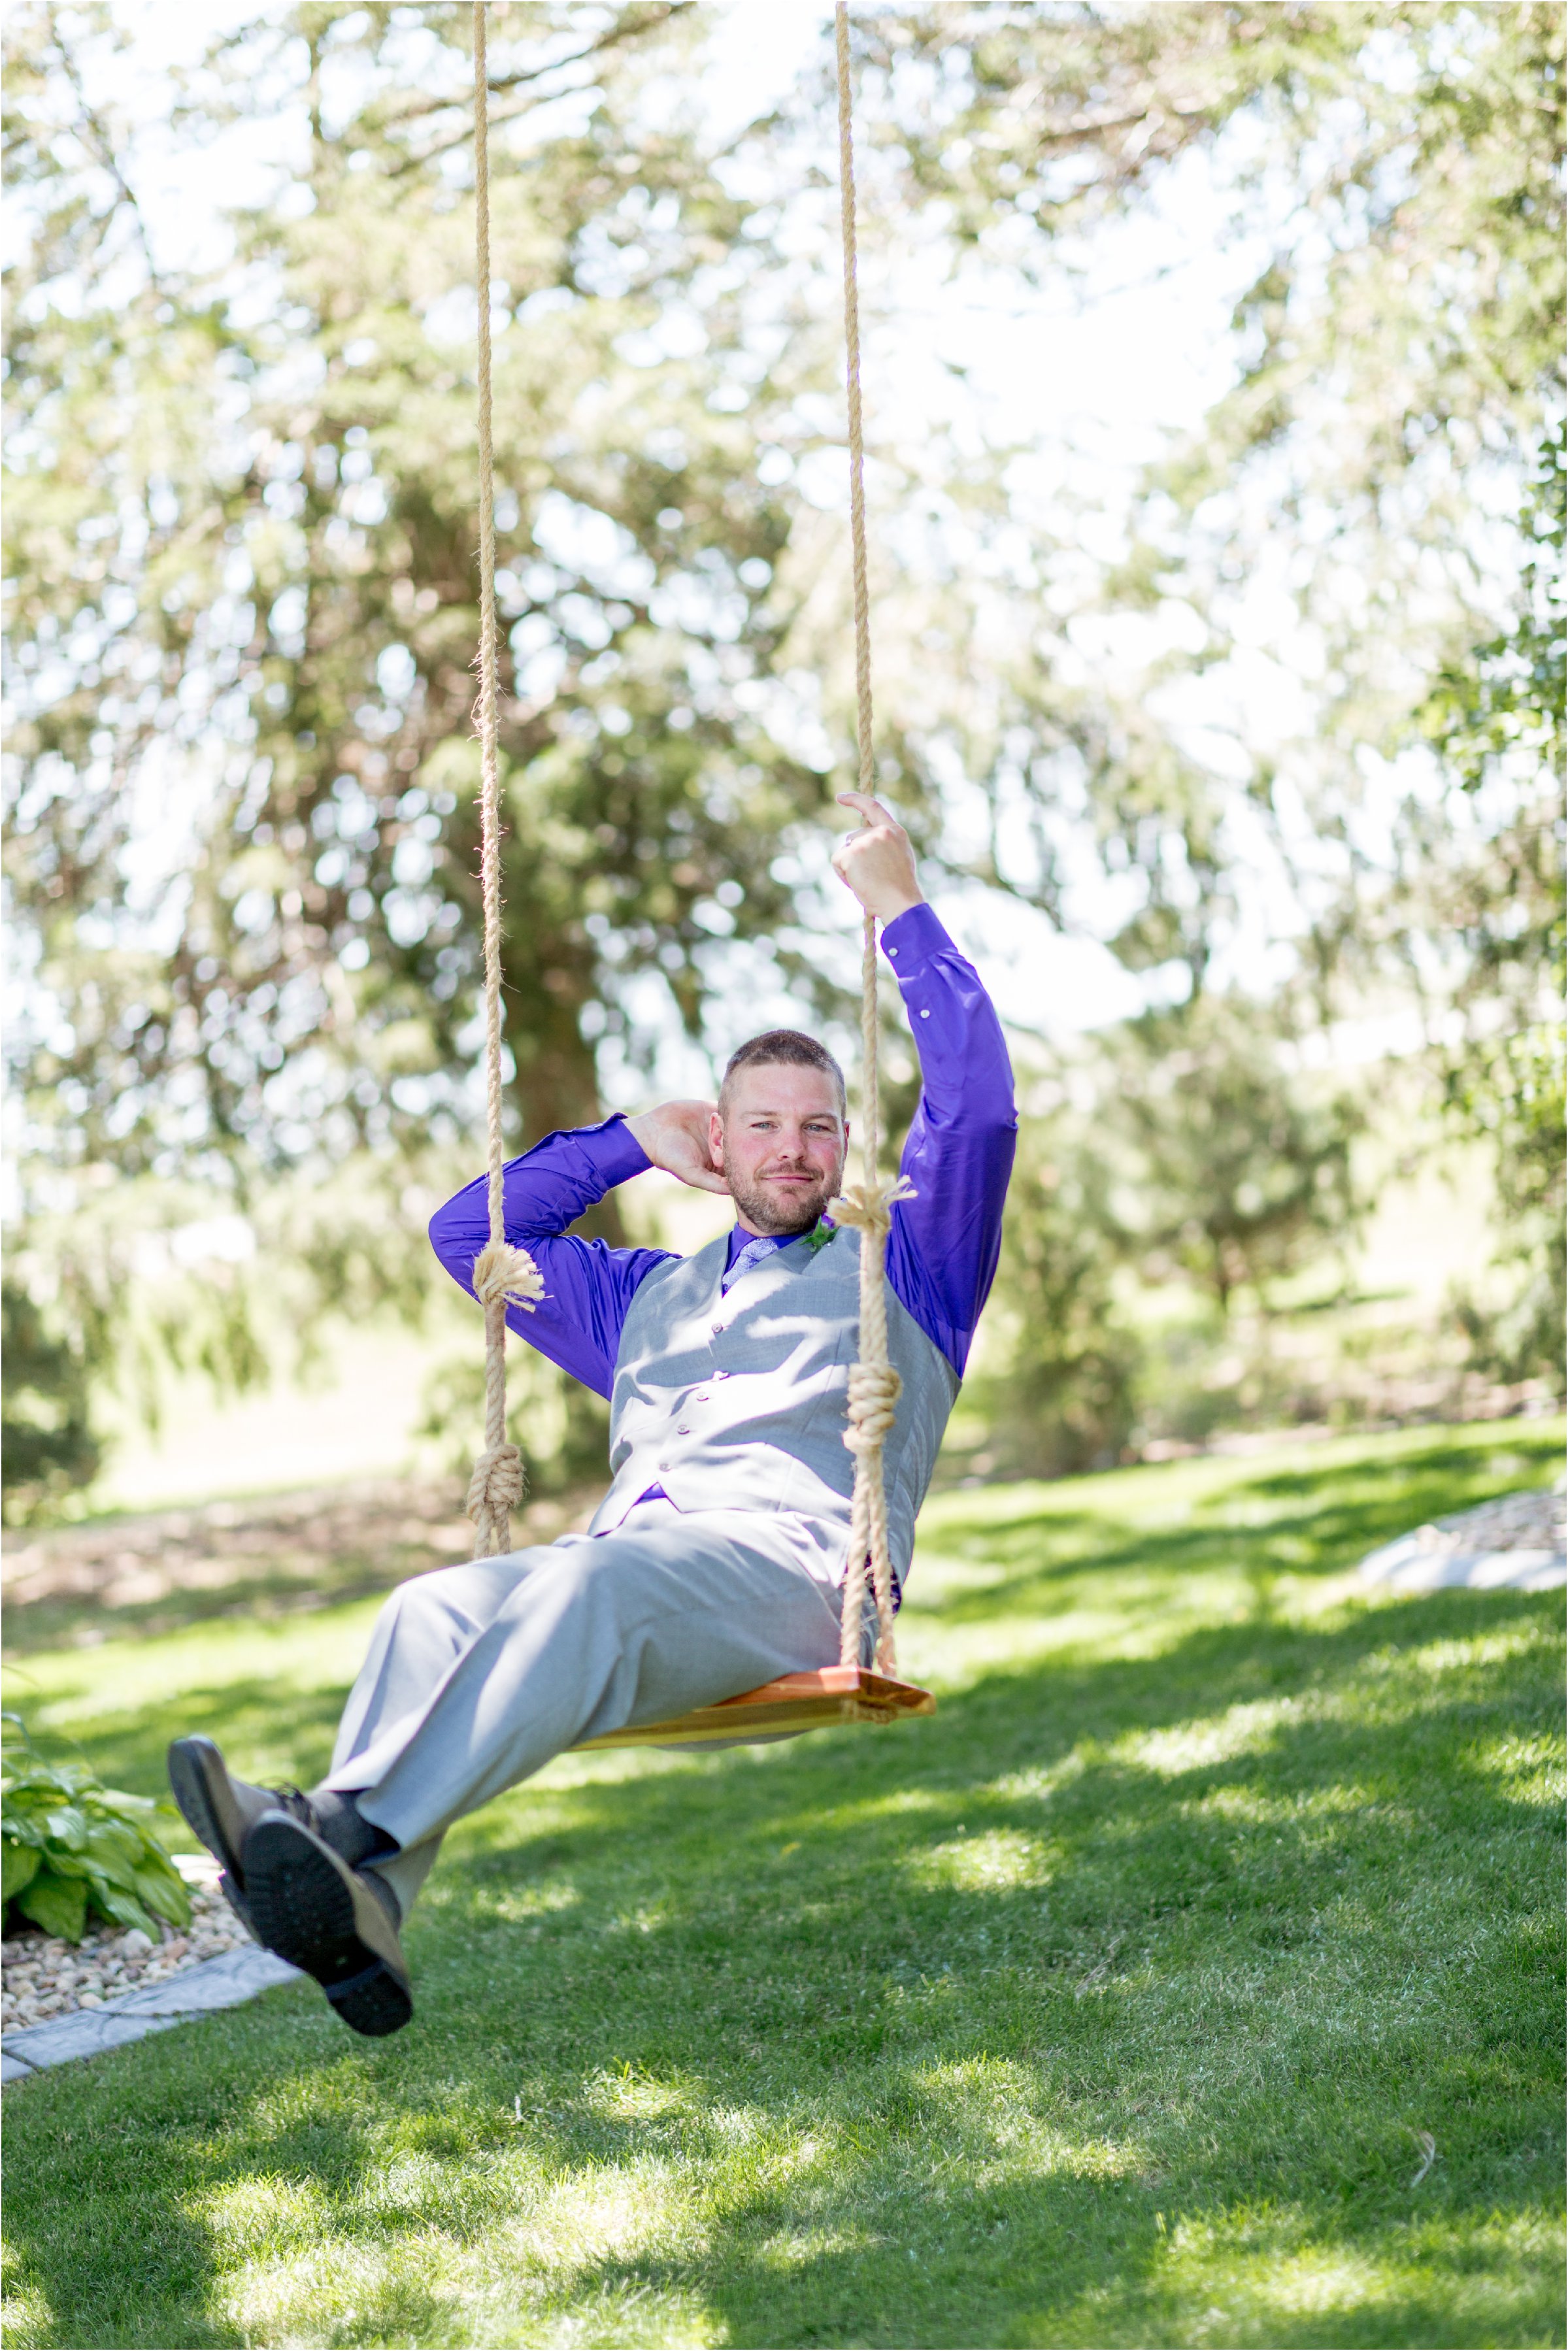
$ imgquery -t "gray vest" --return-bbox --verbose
[588,1226,959,1583]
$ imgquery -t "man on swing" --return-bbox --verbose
[169,793,1016,2037]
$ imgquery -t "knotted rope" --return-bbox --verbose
[468,5,541,1562]
[831,2,905,1680]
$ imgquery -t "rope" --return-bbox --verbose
[469,3,539,1561]
[832,1,903,1679]
[460,5,900,1637]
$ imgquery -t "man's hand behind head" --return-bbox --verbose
[626,1101,731,1195]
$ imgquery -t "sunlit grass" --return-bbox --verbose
[2,1420,1562,2348]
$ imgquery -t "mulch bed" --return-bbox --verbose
[3,1475,599,1648]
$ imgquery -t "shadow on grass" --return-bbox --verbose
[919,1430,1565,1622]
[5,1575,1562,2350]
[7,1678,350,1802]
[3,1567,402,1660]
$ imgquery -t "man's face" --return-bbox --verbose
[710,1063,848,1237]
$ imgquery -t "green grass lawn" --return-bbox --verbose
[3,1421,1563,2350]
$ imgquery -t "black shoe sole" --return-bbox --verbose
[167,1737,247,1882]
[244,1816,412,2039]
[218,1871,256,1939]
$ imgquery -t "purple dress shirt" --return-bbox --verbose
[429,905,1016,1407]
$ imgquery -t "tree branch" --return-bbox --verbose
[380,4,693,139]
[48,10,163,292]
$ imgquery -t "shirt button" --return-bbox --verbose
[657,1460,669,1472]
[676,1426,691,1436]
[710,1322,724,1335]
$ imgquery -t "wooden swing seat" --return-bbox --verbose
[571,1666,935,1752]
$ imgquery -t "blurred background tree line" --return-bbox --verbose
[4,0,1562,1521]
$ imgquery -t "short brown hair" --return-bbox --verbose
[719,1029,846,1118]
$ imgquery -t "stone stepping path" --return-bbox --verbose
[1358,1484,1565,1595]
[3,1944,300,2082]
[3,1854,303,2085]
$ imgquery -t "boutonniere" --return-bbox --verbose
[799,1218,837,1257]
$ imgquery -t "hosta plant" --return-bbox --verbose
[2,1717,192,1944]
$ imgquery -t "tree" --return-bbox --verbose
[856,1,1563,1387]
[5,3,864,1201]
[840,3,1560,978]
[0,1280,101,1522]
[960,1121,1137,1479]
[11,4,1027,1507]
[1417,421,1565,1382]
[5,3,880,1499]
[7,4,1561,1513]
[1101,997,1363,1315]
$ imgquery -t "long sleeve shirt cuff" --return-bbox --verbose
[567,1112,654,1192]
[880,900,956,973]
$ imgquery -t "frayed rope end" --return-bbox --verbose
[473,1240,544,1312]
[827,1173,916,1239]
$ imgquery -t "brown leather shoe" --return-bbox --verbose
[167,1735,311,1930]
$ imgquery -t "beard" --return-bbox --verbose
[723,1158,842,1237]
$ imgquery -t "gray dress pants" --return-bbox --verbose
[324,1499,857,1918]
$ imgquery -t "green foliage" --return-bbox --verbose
[965,1122,1139,1478]
[969,1003,1363,1476]
[1419,421,1565,1388]
[861,4,1563,988]
[890,0,1562,1410]
[1,1154,463,1523]
[1,1718,192,1944]
[2,3,877,1506]
[417,1337,610,1499]
[1102,998,1364,1314]
[1424,423,1566,799]
[0,1278,101,1522]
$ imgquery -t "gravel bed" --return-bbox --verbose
[2,1854,249,2033]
